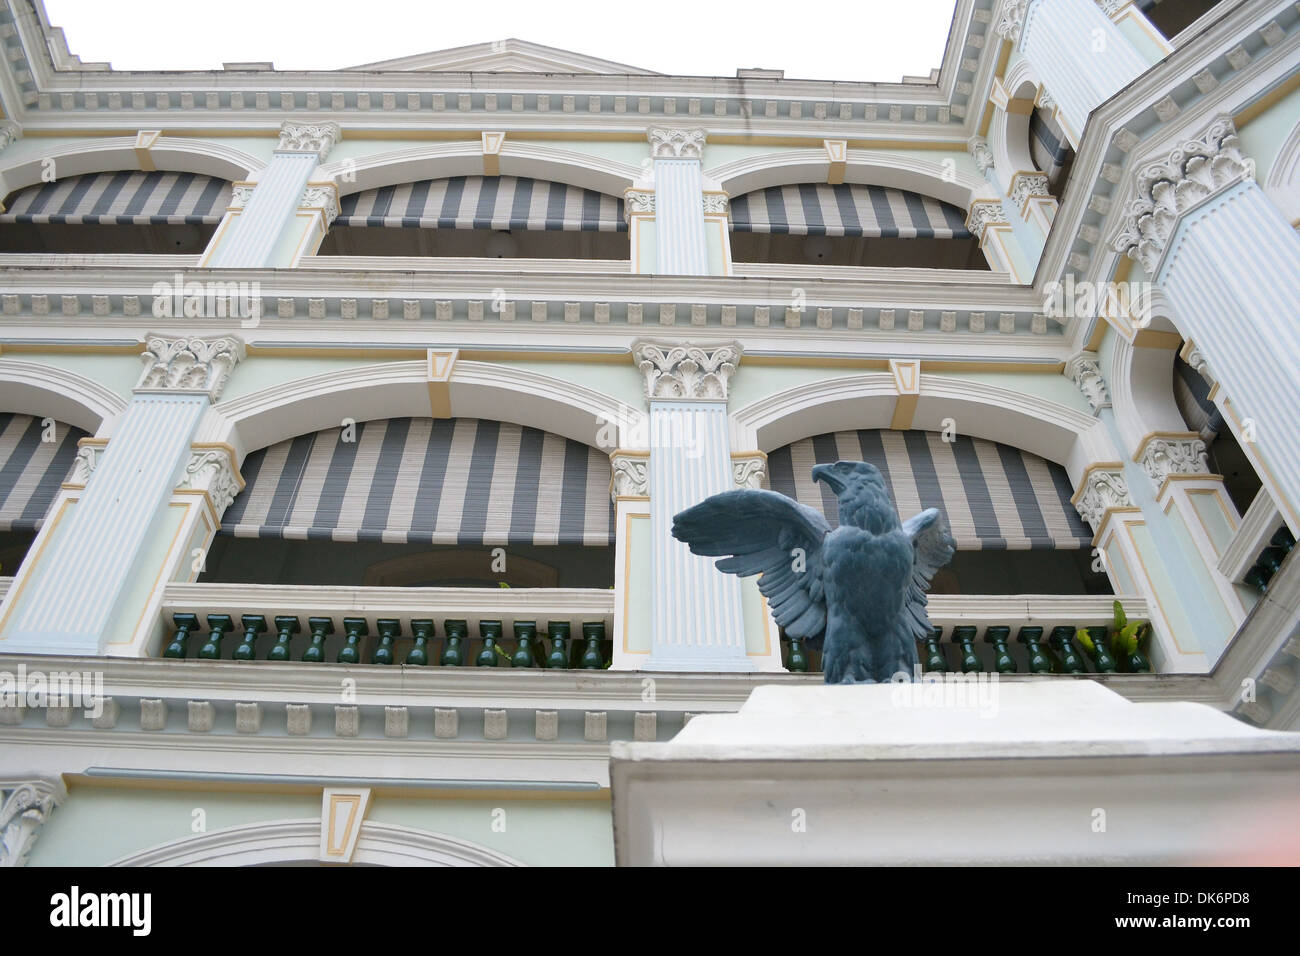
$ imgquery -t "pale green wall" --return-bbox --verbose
[218,356,391,404]
[10,353,141,406]
[1240,83,1300,186]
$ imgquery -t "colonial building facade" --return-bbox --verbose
[1,0,1299,865]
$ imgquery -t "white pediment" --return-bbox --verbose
[344,39,660,75]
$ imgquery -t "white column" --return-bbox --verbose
[0,335,244,655]
[647,128,710,276]
[997,0,1149,145]
[203,121,340,268]
[1114,117,1300,534]
[634,341,753,671]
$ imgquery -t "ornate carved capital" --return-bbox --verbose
[1,776,66,867]
[1136,434,1211,484]
[301,182,340,225]
[229,183,256,209]
[1112,116,1253,275]
[1180,339,1215,386]
[277,120,341,158]
[1036,87,1057,113]
[609,451,650,499]
[968,137,995,174]
[702,192,729,215]
[965,200,1010,241]
[0,121,21,153]
[632,340,741,401]
[1065,350,1111,414]
[994,0,1029,43]
[732,452,767,489]
[623,189,655,223]
[647,127,706,159]
[137,334,246,399]
[177,445,243,513]
[1073,466,1135,532]
[1009,171,1052,211]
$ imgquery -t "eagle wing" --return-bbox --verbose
[897,508,957,643]
[671,489,831,644]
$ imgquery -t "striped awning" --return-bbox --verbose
[334,176,626,231]
[728,184,971,238]
[220,418,614,547]
[0,171,232,225]
[1030,108,1072,188]
[1174,356,1222,439]
[767,429,1092,550]
[0,414,84,532]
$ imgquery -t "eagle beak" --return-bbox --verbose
[812,463,845,494]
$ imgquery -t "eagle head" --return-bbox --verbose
[812,460,896,532]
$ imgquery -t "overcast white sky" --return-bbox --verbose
[40,0,958,82]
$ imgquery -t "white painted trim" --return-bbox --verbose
[1218,489,1284,583]
[108,818,524,867]
[0,137,261,194]
[0,358,128,434]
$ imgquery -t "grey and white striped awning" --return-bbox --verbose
[0,171,232,225]
[728,184,971,238]
[767,429,1092,550]
[334,176,626,231]
[220,417,615,547]
[0,414,84,532]
[1174,356,1222,439]
[1030,108,1072,188]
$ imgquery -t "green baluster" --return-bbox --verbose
[373,619,400,665]
[1049,625,1086,674]
[162,613,199,659]
[510,621,537,668]
[476,620,503,667]
[579,622,605,669]
[406,619,434,665]
[921,626,947,673]
[951,625,981,673]
[1079,625,1117,673]
[232,614,267,661]
[197,614,233,660]
[441,620,467,666]
[338,617,367,664]
[786,636,809,673]
[544,621,570,669]
[267,616,300,661]
[302,617,334,663]
[984,625,1017,674]
[1016,626,1052,674]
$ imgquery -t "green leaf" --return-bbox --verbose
[1113,600,1127,630]
[497,581,511,589]
[1076,630,1095,653]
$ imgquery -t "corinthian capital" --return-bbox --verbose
[965,200,1010,241]
[277,120,341,159]
[632,340,741,401]
[647,128,706,159]
[178,445,244,513]
[1112,116,1253,275]
[137,334,246,399]
[994,0,1030,43]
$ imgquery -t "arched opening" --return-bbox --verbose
[0,413,85,574]
[315,175,629,260]
[0,171,231,254]
[727,183,987,269]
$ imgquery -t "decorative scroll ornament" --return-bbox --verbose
[732,454,767,489]
[1096,0,1126,16]
[965,200,1010,241]
[178,447,243,513]
[623,189,655,223]
[1,778,66,867]
[702,192,729,215]
[994,0,1030,43]
[1112,116,1254,275]
[70,442,105,485]
[277,120,341,158]
[1073,467,1134,531]
[229,184,256,209]
[968,137,995,174]
[0,121,21,153]
[1036,87,1057,113]
[647,127,706,159]
[1009,171,1052,211]
[632,340,741,401]
[137,334,246,399]
[1137,436,1211,484]
[609,452,650,499]
[301,183,340,225]
[1182,342,1215,384]
[1065,351,1111,414]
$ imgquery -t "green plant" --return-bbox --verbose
[1077,600,1150,672]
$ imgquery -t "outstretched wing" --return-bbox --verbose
[672,489,831,643]
[897,508,957,643]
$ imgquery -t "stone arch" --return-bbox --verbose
[0,359,128,435]
[1264,115,1300,224]
[108,818,525,866]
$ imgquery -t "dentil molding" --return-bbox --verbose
[648,128,706,159]
[136,334,246,400]
[276,120,342,159]
[632,340,741,401]
[1112,116,1254,275]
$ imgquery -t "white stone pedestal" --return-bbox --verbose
[610,681,1300,865]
